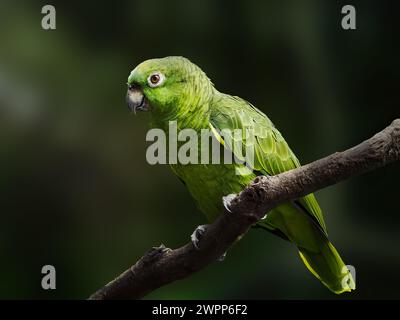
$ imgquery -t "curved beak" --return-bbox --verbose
[126,85,148,114]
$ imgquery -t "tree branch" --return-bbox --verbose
[89,119,400,300]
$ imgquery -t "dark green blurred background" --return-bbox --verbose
[0,0,399,299]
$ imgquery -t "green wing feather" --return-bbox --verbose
[209,93,327,233]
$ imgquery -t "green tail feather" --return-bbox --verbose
[298,241,355,294]
[260,203,355,294]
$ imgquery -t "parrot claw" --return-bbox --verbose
[191,225,209,249]
[150,244,171,255]
[222,193,237,213]
[217,252,227,262]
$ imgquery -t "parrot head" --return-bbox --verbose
[126,56,214,122]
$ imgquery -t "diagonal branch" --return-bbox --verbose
[89,119,400,300]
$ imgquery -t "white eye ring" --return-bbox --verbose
[147,72,165,88]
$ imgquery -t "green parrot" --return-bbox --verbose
[126,56,355,294]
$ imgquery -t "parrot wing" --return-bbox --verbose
[209,93,328,234]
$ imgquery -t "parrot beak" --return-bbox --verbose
[126,84,148,114]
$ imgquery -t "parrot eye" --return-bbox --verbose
[147,72,165,88]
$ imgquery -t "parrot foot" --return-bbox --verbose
[150,244,171,255]
[144,244,171,263]
[190,224,209,249]
[222,193,237,213]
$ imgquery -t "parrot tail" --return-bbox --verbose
[259,203,354,294]
[298,240,355,294]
